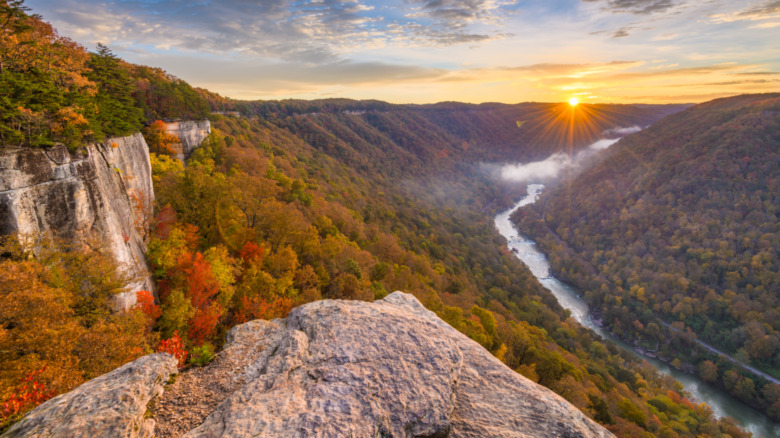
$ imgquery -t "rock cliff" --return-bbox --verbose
[4,292,614,438]
[164,120,211,162]
[0,134,155,308]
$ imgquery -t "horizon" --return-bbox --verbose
[23,0,780,105]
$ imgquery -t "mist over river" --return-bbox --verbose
[495,184,780,438]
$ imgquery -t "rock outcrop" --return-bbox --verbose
[164,120,211,162]
[2,353,178,438]
[5,292,613,438]
[0,135,155,308]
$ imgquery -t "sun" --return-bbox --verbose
[569,97,579,107]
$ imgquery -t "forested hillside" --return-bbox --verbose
[515,93,780,420]
[0,2,753,436]
[0,0,208,149]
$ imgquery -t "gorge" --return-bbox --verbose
[496,183,780,438]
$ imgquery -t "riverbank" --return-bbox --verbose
[495,184,780,438]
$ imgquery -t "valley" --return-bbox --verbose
[498,184,780,438]
[1,2,778,436]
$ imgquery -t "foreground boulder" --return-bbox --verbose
[2,354,177,438]
[5,293,613,437]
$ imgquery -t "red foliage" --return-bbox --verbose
[234,296,294,324]
[169,252,224,345]
[667,390,694,409]
[177,252,219,310]
[136,290,161,322]
[156,331,188,368]
[153,205,178,239]
[1,368,55,420]
[188,303,222,346]
[156,279,172,302]
[238,241,264,265]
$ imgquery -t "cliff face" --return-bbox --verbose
[164,120,211,162]
[4,292,614,438]
[0,134,155,308]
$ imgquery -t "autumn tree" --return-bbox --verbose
[143,120,179,155]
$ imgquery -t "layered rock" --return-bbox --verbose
[2,353,177,438]
[5,292,613,438]
[164,120,211,162]
[0,134,155,308]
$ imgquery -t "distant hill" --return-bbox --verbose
[0,2,754,436]
[230,99,687,178]
[515,93,780,418]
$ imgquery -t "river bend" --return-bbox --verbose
[495,184,780,438]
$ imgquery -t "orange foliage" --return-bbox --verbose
[234,296,294,324]
[156,331,188,368]
[181,224,200,251]
[1,368,54,421]
[136,290,161,323]
[187,303,222,346]
[238,241,264,265]
[177,252,219,310]
[143,120,179,156]
[667,390,694,410]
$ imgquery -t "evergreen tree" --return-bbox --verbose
[86,43,142,138]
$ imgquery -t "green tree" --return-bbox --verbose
[86,43,142,138]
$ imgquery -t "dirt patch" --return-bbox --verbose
[152,320,284,437]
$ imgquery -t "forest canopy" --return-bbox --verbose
[515,93,780,420]
[0,2,763,436]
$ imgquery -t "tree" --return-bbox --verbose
[698,360,718,383]
[143,120,179,155]
[86,43,143,137]
[156,331,188,368]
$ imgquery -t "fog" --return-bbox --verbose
[603,125,642,137]
[497,128,634,184]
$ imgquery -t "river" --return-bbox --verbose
[495,183,780,438]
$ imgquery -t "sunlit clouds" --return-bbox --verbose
[24,0,780,103]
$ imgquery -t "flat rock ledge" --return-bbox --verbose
[4,293,614,438]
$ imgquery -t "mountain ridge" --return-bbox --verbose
[514,93,780,420]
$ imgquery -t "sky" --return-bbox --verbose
[25,0,780,104]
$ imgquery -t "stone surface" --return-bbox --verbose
[0,135,155,308]
[176,292,613,438]
[164,120,211,162]
[2,353,177,438]
[153,320,287,437]
[3,293,613,437]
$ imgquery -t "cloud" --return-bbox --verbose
[135,55,447,93]
[710,0,780,23]
[409,0,514,28]
[750,21,780,28]
[582,0,681,15]
[739,0,780,17]
[26,0,516,64]
[611,27,633,37]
